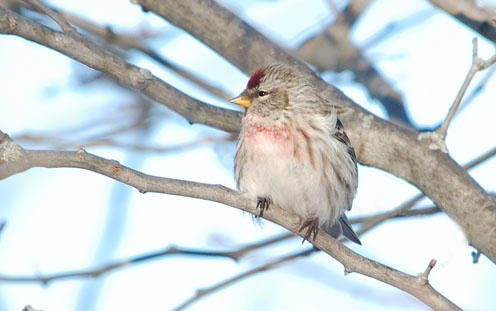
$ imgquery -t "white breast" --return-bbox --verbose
[235,115,355,228]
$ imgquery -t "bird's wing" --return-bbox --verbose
[333,118,357,168]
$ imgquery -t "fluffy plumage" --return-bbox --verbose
[232,63,360,244]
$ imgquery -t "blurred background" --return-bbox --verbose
[0,0,495,310]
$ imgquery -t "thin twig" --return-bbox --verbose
[354,145,496,232]
[349,205,441,227]
[396,206,441,218]
[14,100,160,141]
[355,193,424,235]
[0,246,240,284]
[52,7,231,99]
[0,232,293,285]
[437,38,496,138]
[462,145,496,169]
[172,248,316,311]
[15,134,234,154]
[418,259,437,285]
[19,0,77,34]
[457,65,496,115]
[228,232,294,256]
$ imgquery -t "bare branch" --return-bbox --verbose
[349,205,441,227]
[0,7,241,133]
[15,133,234,154]
[353,144,496,230]
[458,65,496,115]
[229,232,294,255]
[436,37,496,139]
[396,206,441,218]
[0,132,462,310]
[463,145,496,169]
[172,248,317,311]
[418,37,496,151]
[52,7,232,99]
[0,246,241,284]
[354,193,425,235]
[18,0,77,34]
[418,259,437,285]
[0,232,293,285]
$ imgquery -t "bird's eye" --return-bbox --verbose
[258,91,268,97]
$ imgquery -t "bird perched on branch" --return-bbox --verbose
[231,63,361,244]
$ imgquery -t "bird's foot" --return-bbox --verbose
[299,218,319,243]
[256,197,271,218]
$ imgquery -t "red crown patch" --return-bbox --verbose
[247,68,265,89]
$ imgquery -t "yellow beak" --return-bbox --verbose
[230,94,251,107]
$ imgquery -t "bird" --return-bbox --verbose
[230,63,361,244]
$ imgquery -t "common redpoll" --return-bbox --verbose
[231,63,361,244]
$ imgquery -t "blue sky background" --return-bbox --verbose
[1,0,495,310]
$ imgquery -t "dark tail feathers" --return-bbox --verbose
[326,215,361,245]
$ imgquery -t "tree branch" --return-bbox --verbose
[15,133,234,154]
[0,7,242,133]
[0,232,293,285]
[172,248,317,311]
[436,37,496,139]
[49,4,232,99]
[0,131,462,310]
[20,0,77,34]
[353,144,496,228]
[0,246,240,284]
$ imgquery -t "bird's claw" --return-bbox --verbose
[299,218,319,243]
[256,197,271,218]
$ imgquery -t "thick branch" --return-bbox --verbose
[0,132,461,310]
[131,0,496,264]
